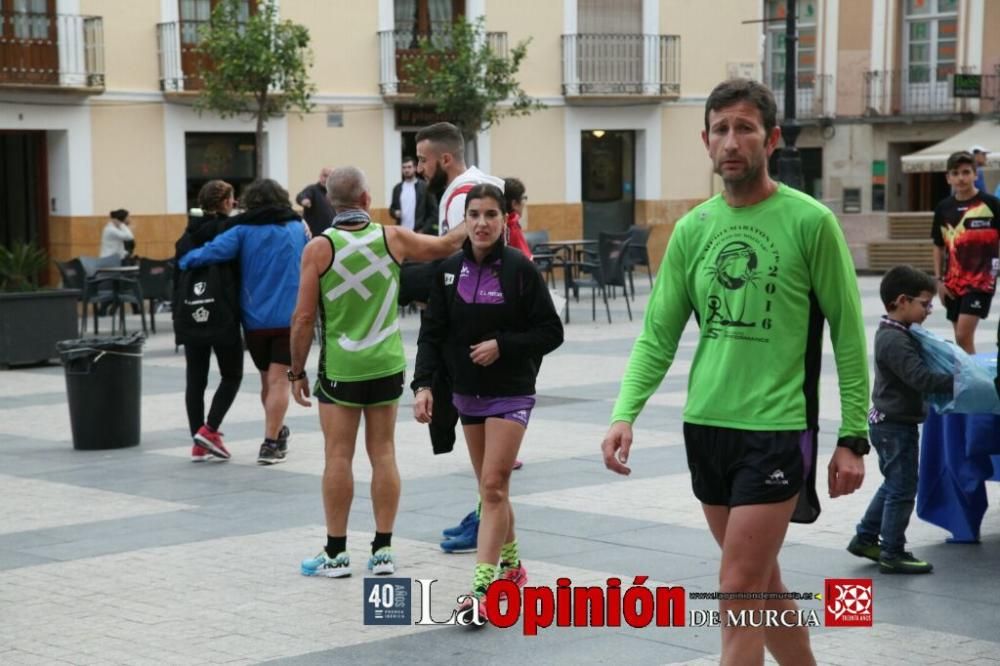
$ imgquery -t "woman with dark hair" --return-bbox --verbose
[101,208,135,259]
[180,178,310,464]
[411,183,563,624]
[175,180,243,461]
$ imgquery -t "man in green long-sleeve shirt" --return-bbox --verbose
[601,79,870,665]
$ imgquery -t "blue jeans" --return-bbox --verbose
[856,421,920,556]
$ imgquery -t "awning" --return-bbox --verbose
[900,121,1000,173]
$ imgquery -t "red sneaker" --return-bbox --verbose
[194,425,230,460]
[191,443,211,462]
[498,562,528,588]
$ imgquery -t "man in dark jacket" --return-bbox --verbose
[389,157,437,234]
[296,167,335,237]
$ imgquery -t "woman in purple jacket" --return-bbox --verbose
[412,184,563,624]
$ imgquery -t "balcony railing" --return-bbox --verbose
[378,25,508,96]
[562,34,680,98]
[771,73,833,120]
[863,69,999,117]
[0,12,104,89]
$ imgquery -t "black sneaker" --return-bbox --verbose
[847,535,881,563]
[879,551,933,574]
[257,440,286,465]
[277,425,290,454]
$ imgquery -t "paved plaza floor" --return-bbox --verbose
[1,276,998,665]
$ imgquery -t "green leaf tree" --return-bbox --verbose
[194,0,315,178]
[402,17,543,163]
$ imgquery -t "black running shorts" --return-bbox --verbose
[245,328,291,371]
[943,291,992,322]
[682,423,805,507]
[315,371,405,407]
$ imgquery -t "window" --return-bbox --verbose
[10,0,51,40]
[764,0,817,93]
[904,0,956,84]
[394,0,463,49]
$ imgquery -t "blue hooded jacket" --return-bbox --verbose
[179,206,307,331]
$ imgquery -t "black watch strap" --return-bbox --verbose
[836,436,870,456]
[287,369,307,381]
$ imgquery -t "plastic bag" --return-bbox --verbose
[908,324,1000,414]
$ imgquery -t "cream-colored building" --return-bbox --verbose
[2,0,997,280]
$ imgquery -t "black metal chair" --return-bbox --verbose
[81,257,147,336]
[625,225,654,296]
[137,258,174,334]
[56,258,86,292]
[565,232,632,324]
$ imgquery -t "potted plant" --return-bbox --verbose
[0,243,81,368]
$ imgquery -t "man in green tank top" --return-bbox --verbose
[601,79,870,665]
[289,166,466,578]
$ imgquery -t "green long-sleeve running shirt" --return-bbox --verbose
[611,184,869,439]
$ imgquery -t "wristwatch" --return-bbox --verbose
[287,369,307,382]
[413,386,431,396]
[836,436,871,456]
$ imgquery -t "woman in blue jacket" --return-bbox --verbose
[180,179,309,465]
[411,183,563,624]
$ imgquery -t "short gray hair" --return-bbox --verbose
[326,166,369,210]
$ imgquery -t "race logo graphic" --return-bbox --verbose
[699,225,780,342]
[363,578,411,626]
[192,307,210,323]
[193,281,206,296]
[824,578,873,627]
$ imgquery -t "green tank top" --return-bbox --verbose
[318,222,405,381]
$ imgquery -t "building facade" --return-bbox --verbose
[1,0,997,280]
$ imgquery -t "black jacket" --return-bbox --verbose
[872,320,953,423]
[390,179,438,235]
[412,239,563,397]
[296,183,335,237]
[175,211,230,262]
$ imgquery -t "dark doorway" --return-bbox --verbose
[185,132,256,210]
[581,130,635,238]
[0,131,49,273]
[768,147,823,199]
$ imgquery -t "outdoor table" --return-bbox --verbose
[917,409,1000,543]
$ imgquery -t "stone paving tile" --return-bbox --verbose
[0,473,194,535]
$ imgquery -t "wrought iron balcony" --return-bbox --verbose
[771,73,833,120]
[863,69,998,118]
[0,12,104,90]
[378,25,508,96]
[561,33,680,98]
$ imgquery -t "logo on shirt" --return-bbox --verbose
[193,281,206,296]
[444,273,455,286]
[192,306,210,323]
[699,225,781,342]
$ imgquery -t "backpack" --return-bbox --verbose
[172,262,241,346]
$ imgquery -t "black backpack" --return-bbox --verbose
[172,262,240,346]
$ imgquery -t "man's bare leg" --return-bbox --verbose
[264,363,290,440]
[363,403,401,533]
[318,403,362,535]
[954,313,978,354]
[702,496,811,666]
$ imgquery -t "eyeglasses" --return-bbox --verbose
[906,296,933,311]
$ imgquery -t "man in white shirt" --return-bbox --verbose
[389,157,435,233]
[100,209,134,258]
[415,122,504,236]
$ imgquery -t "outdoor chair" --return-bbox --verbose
[137,257,174,334]
[626,225,654,296]
[564,232,632,324]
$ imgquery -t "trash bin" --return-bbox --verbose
[57,332,145,450]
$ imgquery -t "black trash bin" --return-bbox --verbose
[58,332,145,450]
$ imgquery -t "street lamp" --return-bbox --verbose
[776,0,805,191]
